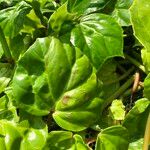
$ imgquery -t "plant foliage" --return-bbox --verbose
[0,0,149,149]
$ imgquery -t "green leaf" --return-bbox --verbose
[0,1,31,38]
[130,0,150,52]
[0,95,18,121]
[0,63,12,94]
[0,120,47,150]
[144,73,150,99]
[67,0,91,15]
[43,131,73,150]
[123,98,150,140]
[12,37,104,131]
[71,13,123,69]
[109,99,125,120]
[97,59,120,99]
[43,131,90,150]
[53,97,104,131]
[111,0,133,26]
[49,3,74,33]
[95,125,129,150]
[12,37,53,116]
[128,138,143,150]
[141,49,150,73]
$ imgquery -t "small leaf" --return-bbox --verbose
[110,99,125,120]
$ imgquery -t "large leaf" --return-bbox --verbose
[130,0,150,52]
[123,98,150,140]
[12,37,104,131]
[0,1,31,38]
[43,131,90,150]
[111,0,133,26]
[0,120,47,150]
[95,125,129,150]
[71,13,123,69]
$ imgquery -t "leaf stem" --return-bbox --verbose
[143,113,150,150]
[104,76,134,108]
[105,66,134,85]
[0,26,12,59]
[125,54,146,73]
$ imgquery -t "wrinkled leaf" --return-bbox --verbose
[71,13,123,69]
[95,125,129,150]
[12,37,104,131]
[123,98,150,140]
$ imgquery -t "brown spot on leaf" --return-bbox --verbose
[62,95,70,105]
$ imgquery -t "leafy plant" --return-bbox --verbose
[0,0,149,149]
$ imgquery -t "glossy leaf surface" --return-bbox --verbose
[71,13,123,69]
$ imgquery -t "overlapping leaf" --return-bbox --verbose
[43,131,90,150]
[12,37,104,131]
[111,0,133,26]
[0,120,47,150]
